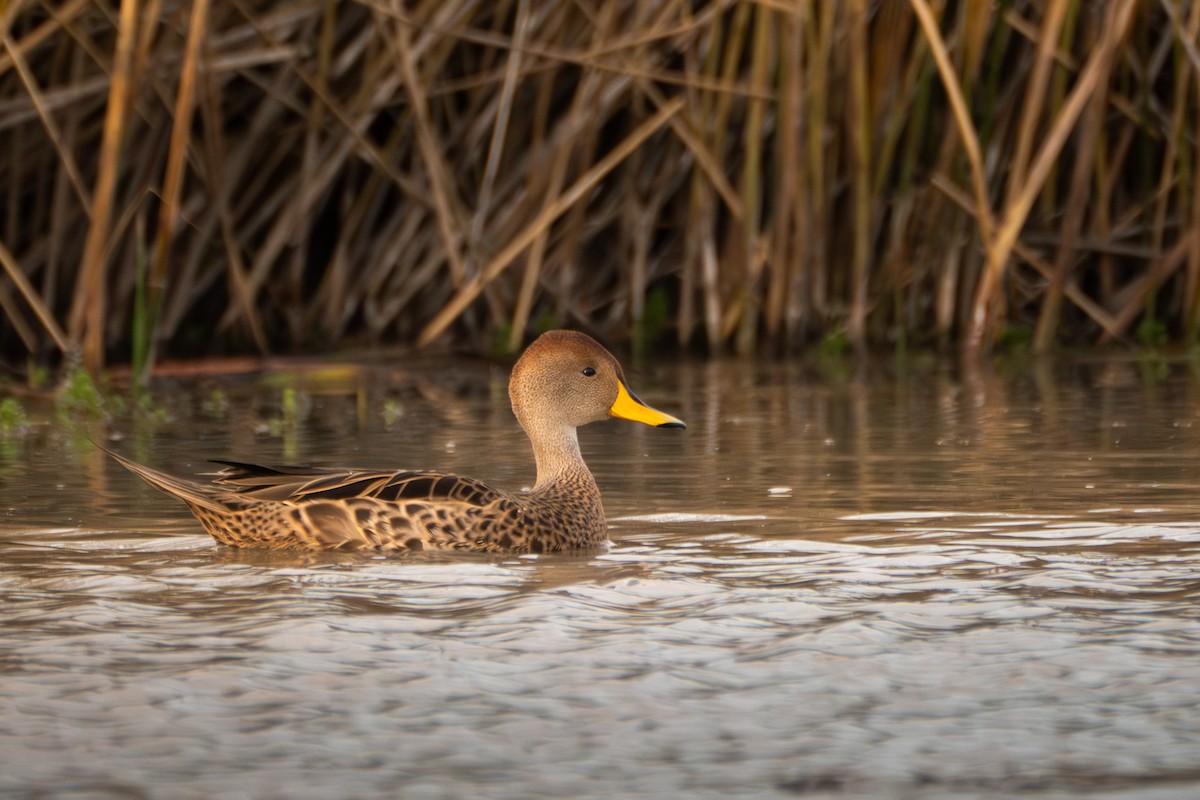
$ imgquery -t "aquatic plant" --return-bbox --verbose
[381,399,404,429]
[55,369,105,420]
[0,396,29,436]
[201,387,227,420]
[0,2,1196,368]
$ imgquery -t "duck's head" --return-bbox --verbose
[509,330,685,434]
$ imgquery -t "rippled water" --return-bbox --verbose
[3,355,1200,799]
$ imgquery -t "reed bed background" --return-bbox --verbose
[0,0,1197,376]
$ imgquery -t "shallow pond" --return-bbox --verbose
[2,354,1199,799]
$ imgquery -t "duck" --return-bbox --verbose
[105,330,685,552]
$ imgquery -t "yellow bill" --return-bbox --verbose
[609,382,686,429]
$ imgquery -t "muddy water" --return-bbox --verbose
[2,355,1199,799]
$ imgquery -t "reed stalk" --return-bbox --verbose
[0,1,1197,369]
[66,0,138,374]
[0,238,68,352]
[140,0,207,383]
[845,0,870,347]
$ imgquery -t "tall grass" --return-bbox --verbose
[0,0,1197,373]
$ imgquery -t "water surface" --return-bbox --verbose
[2,355,1199,799]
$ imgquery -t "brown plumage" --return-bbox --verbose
[105,330,685,552]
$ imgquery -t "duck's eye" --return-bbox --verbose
[581,367,597,377]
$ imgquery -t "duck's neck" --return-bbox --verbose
[528,425,596,492]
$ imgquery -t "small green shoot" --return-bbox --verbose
[56,368,105,420]
[202,387,228,419]
[0,397,29,436]
[382,399,404,429]
[1137,318,1168,349]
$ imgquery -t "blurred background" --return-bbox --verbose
[0,1,1196,377]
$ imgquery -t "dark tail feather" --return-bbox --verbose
[98,445,227,514]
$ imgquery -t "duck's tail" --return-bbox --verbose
[100,445,228,514]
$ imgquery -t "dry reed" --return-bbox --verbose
[0,0,1198,375]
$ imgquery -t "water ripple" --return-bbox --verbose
[6,361,1200,797]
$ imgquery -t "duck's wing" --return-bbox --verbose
[210,461,508,507]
